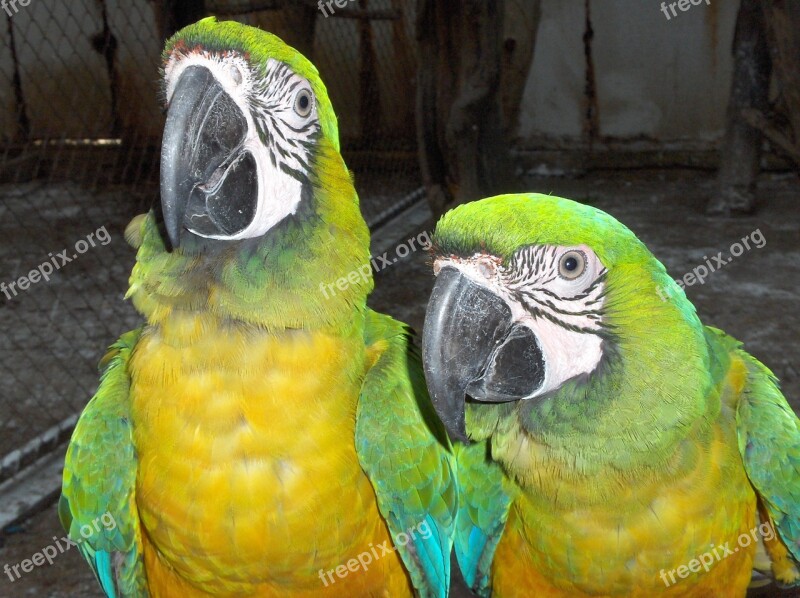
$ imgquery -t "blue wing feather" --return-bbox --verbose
[60,329,147,597]
[356,310,457,598]
[452,440,513,596]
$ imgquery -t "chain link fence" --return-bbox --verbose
[0,0,421,471]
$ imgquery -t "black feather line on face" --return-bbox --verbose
[279,162,312,186]
[525,295,605,319]
[274,140,292,160]
[500,246,611,338]
[238,59,322,186]
[249,113,320,185]
[574,273,608,300]
[269,118,288,142]
[284,121,316,135]
[516,270,608,304]
[520,301,612,338]
[285,79,301,95]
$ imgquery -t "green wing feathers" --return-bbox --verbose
[355,310,457,598]
[60,329,147,598]
[735,339,800,581]
[452,441,513,597]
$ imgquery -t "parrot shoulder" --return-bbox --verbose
[355,310,457,598]
[60,328,147,598]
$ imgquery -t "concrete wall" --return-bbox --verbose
[518,0,739,143]
[1,0,740,146]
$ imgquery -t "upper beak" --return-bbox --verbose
[422,267,546,443]
[160,65,256,248]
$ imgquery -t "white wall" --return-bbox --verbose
[1,0,741,146]
[518,0,740,143]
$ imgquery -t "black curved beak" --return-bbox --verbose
[422,267,546,443]
[160,65,256,248]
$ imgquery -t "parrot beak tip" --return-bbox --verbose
[448,420,470,445]
[164,218,182,251]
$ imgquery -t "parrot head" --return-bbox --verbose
[160,17,341,246]
[423,194,705,443]
[127,19,370,330]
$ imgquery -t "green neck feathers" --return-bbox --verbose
[127,138,371,333]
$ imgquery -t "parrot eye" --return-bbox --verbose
[294,89,313,117]
[558,250,586,280]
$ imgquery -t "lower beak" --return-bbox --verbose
[160,65,256,248]
[422,267,546,443]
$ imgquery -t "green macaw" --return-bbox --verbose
[422,193,800,597]
[59,18,455,597]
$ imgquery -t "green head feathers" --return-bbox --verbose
[128,20,370,332]
[163,17,340,150]
[431,193,701,329]
[435,193,656,280]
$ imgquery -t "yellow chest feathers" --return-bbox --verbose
[127,317,404,594]
[493,417,757,596]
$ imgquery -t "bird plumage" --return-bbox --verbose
[423,193,800,596]
[61,19,455,597]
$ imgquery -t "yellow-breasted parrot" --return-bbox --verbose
[59,18,455,597]
[421,193,800,596]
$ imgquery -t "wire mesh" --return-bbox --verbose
[0,0,421,461]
